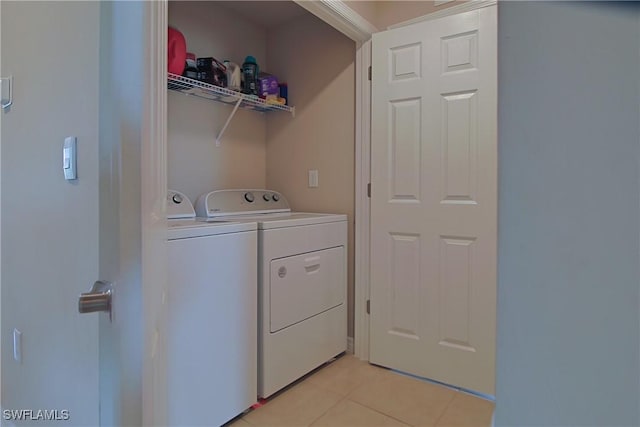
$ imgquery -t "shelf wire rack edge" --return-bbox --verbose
[167,73,293,114]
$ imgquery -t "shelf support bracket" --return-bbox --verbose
[216,97,243,146]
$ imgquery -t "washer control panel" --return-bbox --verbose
[195,189,290,217]
[167,190,196,219]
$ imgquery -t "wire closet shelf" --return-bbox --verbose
[167,73,295,115]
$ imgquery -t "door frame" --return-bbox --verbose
[142,1,168,426]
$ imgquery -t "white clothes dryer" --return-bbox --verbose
[195,189,348,398]
[166,190,258,425]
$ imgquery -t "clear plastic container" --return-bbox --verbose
[224,60,241,91]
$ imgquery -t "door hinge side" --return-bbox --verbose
[366,299,370,315]
[367,183,371,198]
[368,66,372,81]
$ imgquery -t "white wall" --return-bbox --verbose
[496,2,640,425]
[265,13,355,338]
[0,0,4,410]
[167,1,269,204]
[343,1,378,28]
[375,0,462,28]
[1,2,100,424]
[344,1,461,30]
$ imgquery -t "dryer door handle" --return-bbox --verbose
[304,256,321,274]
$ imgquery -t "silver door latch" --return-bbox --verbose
[78,280,113,321]
[1,76,13,110]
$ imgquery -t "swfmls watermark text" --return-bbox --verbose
[3,409,70,422]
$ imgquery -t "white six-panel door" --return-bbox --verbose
[370,6,497,395]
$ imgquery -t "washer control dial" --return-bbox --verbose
[172,193,183,204]
[272,193,280,202]
[244,192,255,203]
[263,194,271,202]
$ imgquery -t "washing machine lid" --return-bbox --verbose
[167,218,257,240]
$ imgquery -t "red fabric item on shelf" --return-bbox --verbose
[168,27,186,75]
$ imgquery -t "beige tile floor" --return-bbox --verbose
[227,355,494,427]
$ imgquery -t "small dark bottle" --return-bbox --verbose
[183,53,198,80]
[242,56,259,95]
[279,83,288,105]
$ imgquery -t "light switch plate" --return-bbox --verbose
[308,169,319,188]
[63,136,77,180]
[13,328,22,363]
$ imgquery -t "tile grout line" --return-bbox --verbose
[308,360,386,426]
[342,398,413,426]
[242,357,483,427]
[237,412,256,426]
[343,364,461,427]
[242,356,368,426]
[305,358,378,425]
[307,395,349,426]
[342,375,412,425]
[431,391,459,427]
[340,367,417,426]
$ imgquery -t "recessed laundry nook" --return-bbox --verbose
[165,1,355,424]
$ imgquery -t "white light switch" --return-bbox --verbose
[308,169,319,188]
[63,136,77,180]
[13,328,22,363]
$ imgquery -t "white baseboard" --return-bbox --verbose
[347,336,354,354]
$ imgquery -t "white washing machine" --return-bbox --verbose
[195,189,348,398]
[166,190,258,425]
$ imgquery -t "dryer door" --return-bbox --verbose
[270,246,345,333]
